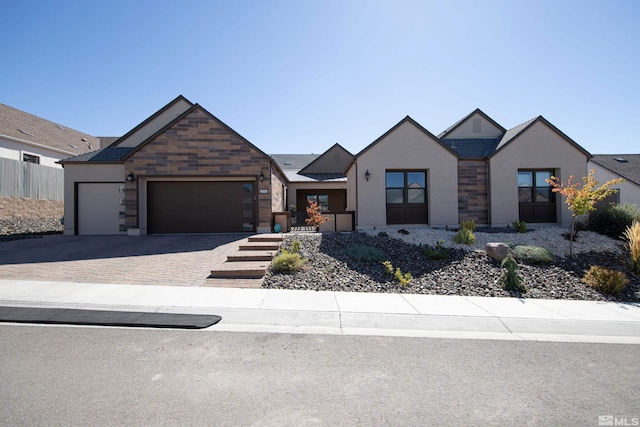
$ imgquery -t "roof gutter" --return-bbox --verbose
[0,132,84,156]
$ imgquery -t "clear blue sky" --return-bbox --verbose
[1,0,639,155]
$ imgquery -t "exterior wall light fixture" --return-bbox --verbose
[259,172,265,182]
[365,170,370,181]
[126,173,135,182]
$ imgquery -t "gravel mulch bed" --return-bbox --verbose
[0,218,63,242]
[263,231,640,302]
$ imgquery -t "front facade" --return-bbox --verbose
[347,109,591,229]
[61,96,286,235]
[58,97,617,235]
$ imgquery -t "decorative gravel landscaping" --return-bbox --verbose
[263,227,640,302]
[0,219,63,242]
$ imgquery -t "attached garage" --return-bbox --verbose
[77,183,125,235]
[147,181,256,234]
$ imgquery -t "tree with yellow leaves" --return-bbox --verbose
[546,169,623,258]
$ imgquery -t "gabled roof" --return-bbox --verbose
[355,116,460,159]
[491,116,591,158]
[119,103,287,178]
[299,143,353,175]
[441,139,500,159]
[438,108,506,139]
[108,95,193,148]
[0,103,98,156]
[590,154,640,187]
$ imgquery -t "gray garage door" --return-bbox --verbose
[147,181,255,234]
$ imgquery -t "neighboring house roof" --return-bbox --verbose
[282,170,347,182]
[441,138,500,158]
[590,154,640,187]
[355,116,460,160]
[438,108,506,139]
[0,103,98,156]
[492,116,591,158]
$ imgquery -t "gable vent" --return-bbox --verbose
[615,157,628,163]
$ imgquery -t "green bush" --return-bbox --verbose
[423,240,449,260]
[588,204,640,240]
[345,246,386,262]
[512,220,527,233]
[499,255,526,293]
[271,251,306,273]
[511,245,554,264]
[460,219,476,232]
[378,231,389,238]
[453,228,476,245]
[582,265,629,294]
[290,240,301,253]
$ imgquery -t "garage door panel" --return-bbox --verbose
[148,181,255,234]
[78,183,124,235]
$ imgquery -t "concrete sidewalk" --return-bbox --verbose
[1,279,639,344]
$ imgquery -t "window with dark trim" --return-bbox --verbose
[22,153,40,164]
[386,171,426,205]
[517,170,554,204]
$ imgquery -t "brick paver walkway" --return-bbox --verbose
[0,234,256,287]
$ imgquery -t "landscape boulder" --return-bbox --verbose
[485,242,510,261]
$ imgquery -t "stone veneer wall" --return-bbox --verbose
[0,196,63,219]
[457,160,489,224]
[123,108,273,230]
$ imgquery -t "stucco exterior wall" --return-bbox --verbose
[590,162,640,207]
[443,113,503,139]
[116,98,192,148]
[0,137,70,168]
[62,163,125,235]
[353,121,459,228]
[489,121,588,227]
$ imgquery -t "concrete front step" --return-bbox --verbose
[248,233,283,243]
[227,250,278,262]
[239,241,280,251]
[210,261,270,279]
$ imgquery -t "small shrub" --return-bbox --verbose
[394,267,412,286]
[378,231,389,238]
[582,265,629,294]
[290,240,301,253]
[345,246,386,262]
[305,199,330,229]
[512,220,527,233]
[424,240,449,260]
[382,260,394,275]
[511,245,554,264]
[453,228,476,245]
[460,219,476,232]
[588,204,640,240]
[272,251,306,273]
[623,221,640,273]
[499,255,526,293]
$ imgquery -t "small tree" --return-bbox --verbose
[305,199,330,230]
[546,169,622,258]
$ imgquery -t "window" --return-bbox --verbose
[22,153,40,164]
[518,170,556,223]
[386,171,426,204]
[385,170,428,224]
[306,194,329,211]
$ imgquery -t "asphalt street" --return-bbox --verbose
[1,324,638,426]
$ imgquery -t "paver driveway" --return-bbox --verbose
[0,234,249,287]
